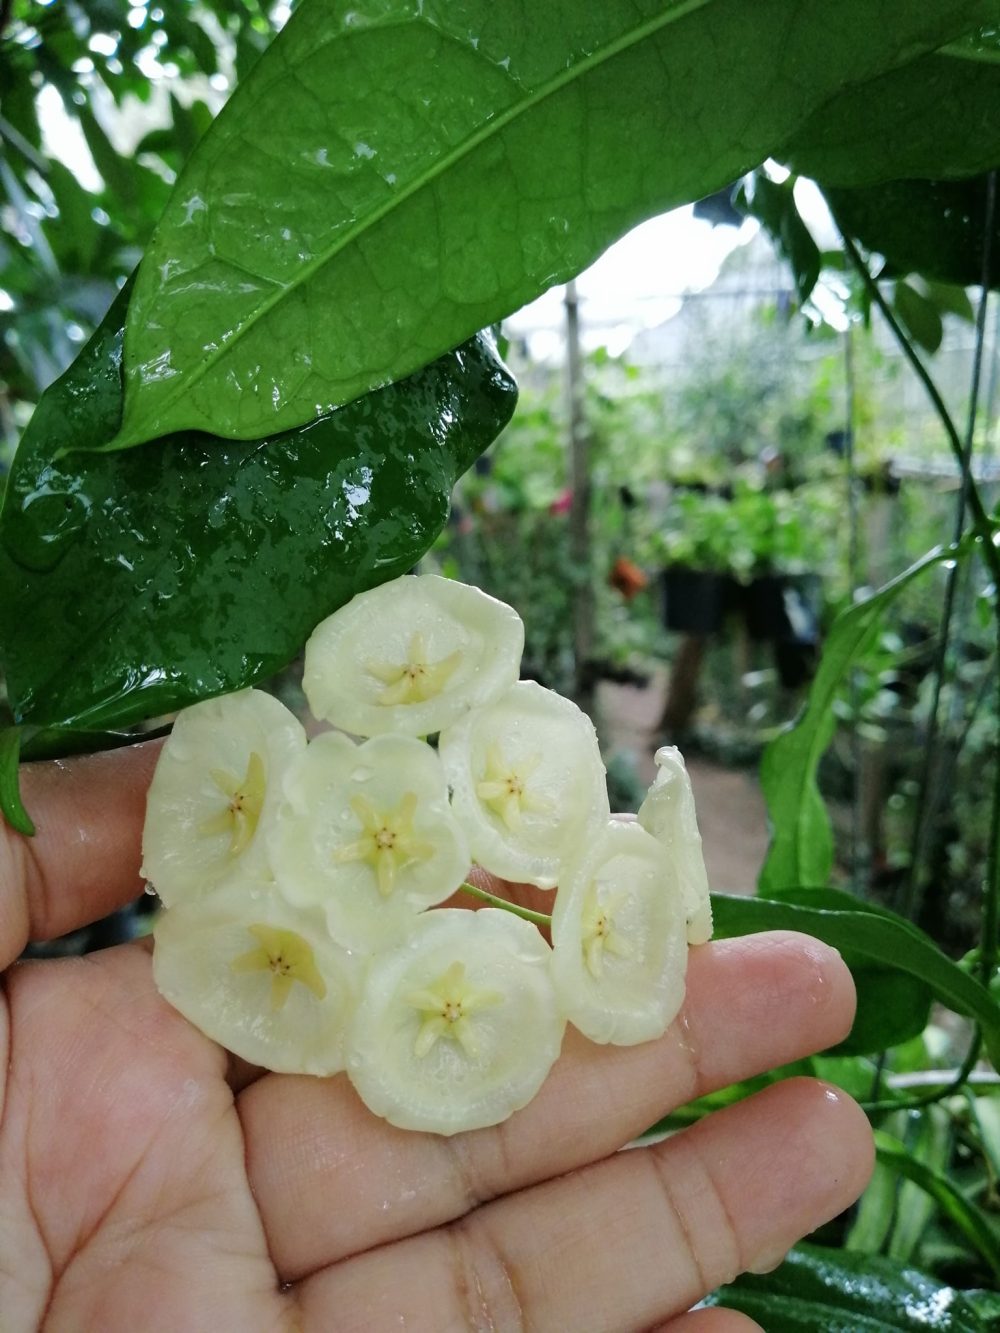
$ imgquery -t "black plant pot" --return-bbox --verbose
[745,572,822,643]
[662,566,736,635]
[774,637,819,689]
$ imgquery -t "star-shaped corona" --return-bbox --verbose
[404,960,504,1058]
[198,751,266,856]
[230,923,327,1011]
[579,882,633,979]
[333,791,436,897]
[474,742,550,830]
[367,631,462,707]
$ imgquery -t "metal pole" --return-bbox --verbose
[565,280,594,712]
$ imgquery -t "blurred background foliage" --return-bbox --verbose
[0,0,283,454]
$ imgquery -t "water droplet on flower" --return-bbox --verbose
[143,881,158,896]
[351,766,374,783]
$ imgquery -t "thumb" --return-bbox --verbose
[0,740,161,969]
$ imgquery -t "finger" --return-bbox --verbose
[655,1309,763,1332]
[295,1078,874,1332]
[239,931,855,1279]
[0,741,160,968]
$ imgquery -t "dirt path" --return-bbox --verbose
[596,675,769,894]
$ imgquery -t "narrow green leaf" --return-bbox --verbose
[0,287,516,738]
[783,46,1000,186]
[963,1289,1000,1322]
[710,894,1000,1069]
[969,1096,1000,1181]
[759,545,966,893]
[0,728,35,836]
[875,1129,1000,1281]
[887,1108,952,1264]
[846,1160,900,1257]
[107,0,991,450]
[707,1243,999,1330]
[78,105,135,205]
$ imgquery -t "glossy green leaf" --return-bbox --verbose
[759,545,966,893]
[0,287,516,749]
[707,1243,1000,1330]
[108,0,992,450]
[875,1130,1000,1280]
[710,894,1000,1069]
[825,176,1000,292]
[783,44,1000,186]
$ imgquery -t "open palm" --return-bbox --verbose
[0,743,872,1332]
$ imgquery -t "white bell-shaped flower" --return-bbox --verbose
[269,732,470,952]
[141,689,306,907]
[153,879,361,1076]
[302,574,524,737]
[439,680,610,889]
[345,908,565,1135]
[637,745,713,944]
[551,820,688,1045]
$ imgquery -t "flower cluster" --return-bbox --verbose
[145,574,712,1135]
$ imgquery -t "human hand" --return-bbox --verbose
[0,743,873,1332]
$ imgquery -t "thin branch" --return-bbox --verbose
[841,184,1000,923]
[862,1028,983,1114]
[839,229,1000,585]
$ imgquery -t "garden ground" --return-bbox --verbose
[596,675,768,894]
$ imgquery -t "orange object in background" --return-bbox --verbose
[609,555,648,600]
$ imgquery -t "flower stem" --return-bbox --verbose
[839,227,1000,585]
[862,1028,983,1115]
[458,881,552,928]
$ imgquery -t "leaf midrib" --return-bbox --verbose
[120,0,715,441]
